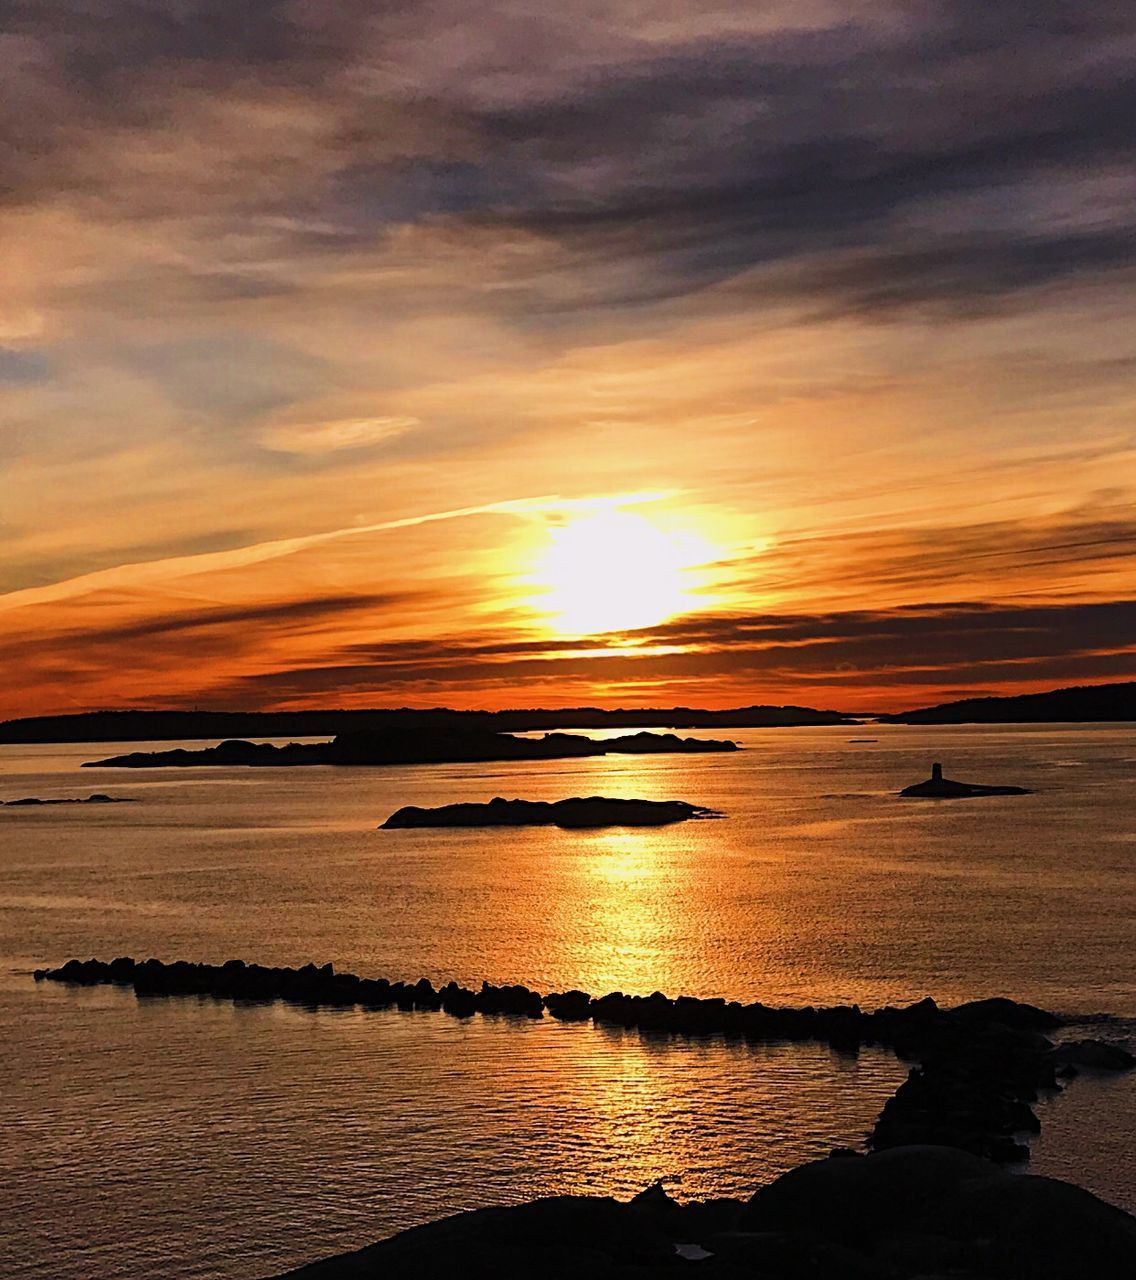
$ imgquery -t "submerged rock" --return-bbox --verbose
[380,796,722,829]
[899,762,1030,798]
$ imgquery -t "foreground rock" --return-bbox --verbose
[268,1146,1136,1278]
[35,957,1135,1170]
[381,796,722,829]
[899,761,1030,798]
[85,730,738,769]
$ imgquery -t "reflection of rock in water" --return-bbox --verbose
[380,796,723,829]
[899,761,1030,798]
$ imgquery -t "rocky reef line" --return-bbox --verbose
[36,957,1133,1169]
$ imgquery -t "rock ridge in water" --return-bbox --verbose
[34,956,1134,1170]
[380,796,723,829]
[83,729,739,769]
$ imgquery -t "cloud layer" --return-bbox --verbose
[1,2,1134,713]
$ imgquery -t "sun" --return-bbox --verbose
[532,510,715,636]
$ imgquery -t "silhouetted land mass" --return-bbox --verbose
[2,793,130,806]
[884,680,1136,724]
[899,762,1030,798]
[37,957,1134,1173]
[381,796,722,829]
[264,1146,1136,1279]
[84,730,738,769]
[0,704,850,744]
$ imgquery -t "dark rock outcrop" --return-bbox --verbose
[380,796,722,829]
[264,1146,1136,1278]
[899,762,1029,798]
[734,1145,1136,1280]
[85,730,738,769]
[738,1144,992,1249]
[272,1194,677,1278]
[1048,1038,1136,1072]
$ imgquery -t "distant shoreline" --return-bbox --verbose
[1,681,1133,743]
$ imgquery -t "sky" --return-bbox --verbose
[1,1,1134,716]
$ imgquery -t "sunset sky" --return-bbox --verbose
[2,2,1134,716]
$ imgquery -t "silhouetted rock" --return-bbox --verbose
[543,989,593,1021]
[738,1145,992,1249]
[85,730,738,769]
[915,1166,1136,1279]
[380,796,722,829]
[949,996,1061,1030]
[3,793,132,806]
[272,1195,675,1278]
[1048,1039,1136,1071]
[899,762,1030,798]
[265,1149,1136,1279]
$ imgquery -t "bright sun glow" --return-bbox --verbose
[533,510,716,636]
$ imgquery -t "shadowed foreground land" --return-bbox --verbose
[37,958,1135,1280]
[85,730,738,769]
[270,1145,1136,1280]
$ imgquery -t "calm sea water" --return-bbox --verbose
[1,725,1134,1278]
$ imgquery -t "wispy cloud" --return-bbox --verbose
[0,490,674,613]
[259,416,420,454]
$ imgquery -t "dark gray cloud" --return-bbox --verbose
[4,2,1134,315]
[0,346,49,383]
[196,598,1136,704]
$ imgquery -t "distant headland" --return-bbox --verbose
[882,680,1135,724]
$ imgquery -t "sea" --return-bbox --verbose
[1,724,1133,1279]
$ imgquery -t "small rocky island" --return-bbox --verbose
[85,729,738,769]
[900,762,1030,798]
[2,793,130,806]
[381,796,722,829]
